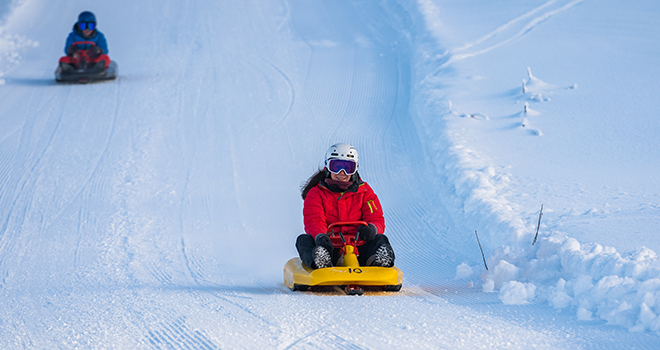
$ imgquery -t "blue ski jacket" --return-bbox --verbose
[64,27,109,55]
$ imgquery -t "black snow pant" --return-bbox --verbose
[296,233,395,269]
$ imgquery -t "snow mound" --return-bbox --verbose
[522,67,556,100]
[0,27,38,70]
[499,281,536,305]
[454,262,474,279]
[482,234,660,332]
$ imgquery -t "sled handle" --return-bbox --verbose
[327,221,368,250]
[71,41,97,46]
[327,221,368,231]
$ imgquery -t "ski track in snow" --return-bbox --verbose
[436,0,585,70]
[263,59,295,130]
[146,316,220,350]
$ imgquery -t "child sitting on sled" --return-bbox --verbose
[59,11,110,71]
[296,143,396,269]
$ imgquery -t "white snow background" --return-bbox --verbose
[1,0,659,349]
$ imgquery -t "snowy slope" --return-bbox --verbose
[406,0,660,334]
[0,0,659,349]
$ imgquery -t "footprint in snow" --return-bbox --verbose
[448,100,490,120]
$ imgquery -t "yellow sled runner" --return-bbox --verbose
[283,221,403,295]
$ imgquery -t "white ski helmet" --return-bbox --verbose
[324,143,358,165]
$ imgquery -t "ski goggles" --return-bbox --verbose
[326,159,357,175]
[78,22,96,31]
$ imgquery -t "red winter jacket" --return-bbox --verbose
[303,180,385,239]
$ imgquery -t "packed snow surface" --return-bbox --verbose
[1,0,659,349]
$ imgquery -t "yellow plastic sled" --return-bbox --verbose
[283,221,403,295]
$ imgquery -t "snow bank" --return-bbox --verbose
[482,235,660,331]
[499,281,536,305]
[398,0,531,248]
[405,0,660,334]
[0,4,39,82]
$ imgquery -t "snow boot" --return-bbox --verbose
[60,61,75,71]
[85,59,105,72]
[93,59,107,71]
[367,244,394,267]
[312,245,332,269]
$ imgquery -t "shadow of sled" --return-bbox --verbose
[3,78,59,86]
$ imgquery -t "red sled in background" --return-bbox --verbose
[55,41,118,84]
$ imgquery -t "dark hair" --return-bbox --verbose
[301,169,328,199]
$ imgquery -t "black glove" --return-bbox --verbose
[314,233,333,252]
[66,45,78,56]
[357,223,378,241]
[89,45,103,57]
